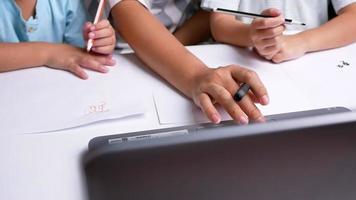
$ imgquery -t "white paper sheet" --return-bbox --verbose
[278,43,356,110]
[0,55,147,134]
[154,44,315,124]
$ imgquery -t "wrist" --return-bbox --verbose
[40,43,57,67]
[296,31,313,53]
[44,43,68,67]
[185,62,209,98]
[245,25,255,47]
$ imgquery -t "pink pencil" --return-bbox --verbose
[87,0,106,52]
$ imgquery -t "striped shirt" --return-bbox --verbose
[87,0,201,32]
[86,0,201,51]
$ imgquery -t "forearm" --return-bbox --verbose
[300,4,356,53]
[210,13,253,47]
[0,42,53,72]
[111,0,207,97]
[174,10,211,46]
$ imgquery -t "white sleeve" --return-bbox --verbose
[332,0,356,13]
[108,0,150,9]
[201,0,239,10]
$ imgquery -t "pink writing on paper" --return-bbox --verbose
[86,101,109,115]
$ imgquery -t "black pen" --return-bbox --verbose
[214,8,306,26]
[234,83,251,102]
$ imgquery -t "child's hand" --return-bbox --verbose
[271,34,308,63]
[190,66,269,125]
[46,44,116,79]
[249,8,285,60]
[83,20,116,54]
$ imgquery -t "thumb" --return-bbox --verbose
[261,8,282,17]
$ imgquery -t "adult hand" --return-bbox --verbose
[191,65,269,124]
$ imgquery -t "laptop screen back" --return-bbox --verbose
[84,113,356,200]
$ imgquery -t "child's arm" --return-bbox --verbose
[0,42,115,79]
[110,0,270,124]
[174,10,211,46]
[210,13,253,47]
[272,3,356,63]
[83,19,117,55]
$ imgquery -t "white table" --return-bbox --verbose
[0,52,183,200]
[0,96,179,200]
[1,44,356,200]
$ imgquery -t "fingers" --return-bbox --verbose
[261,8,282,17]
[88,20,114,40]
[249,8,285,61]
[238,95,265,122]
[197,93,221,124]
[92,45,115,55]
[79,56,110,73]
[258,45,281,58]
[252,27,284,58]
[223,75,264,123]
[205,84,249,125]
[272,53,284,63]
[250,21,285,60]
[87,20,116,54]
[252,8,284,29]
[254,25,285,41]
[193,67,269,124]
[82,22,92,41]
[68,64,89,80]
[88,26,114,40]
[92,54,116,66]
[247,91,260,103]
[93,19,111,30]
[230,66,269,105]
[92,37,116,47]
[105,55,116,66]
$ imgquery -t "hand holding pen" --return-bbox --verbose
[248,8,287,60]
[213,7,308,63]
[83,0,116,55]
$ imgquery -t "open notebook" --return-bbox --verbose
[154,44,356,124]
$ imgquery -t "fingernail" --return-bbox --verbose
[255,116,266,123]
[101,66,109,73]
[260,95,270,105]
[90,26,95,31]
[82,73,89,80]
[89,32,95,38]
[212,114,221,124]
[110,59,116,65]
[239,116,249,125]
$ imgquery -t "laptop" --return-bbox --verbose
[83,107,356,200]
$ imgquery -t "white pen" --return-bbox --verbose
[87,0,106,52]
[214,8,306,26]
